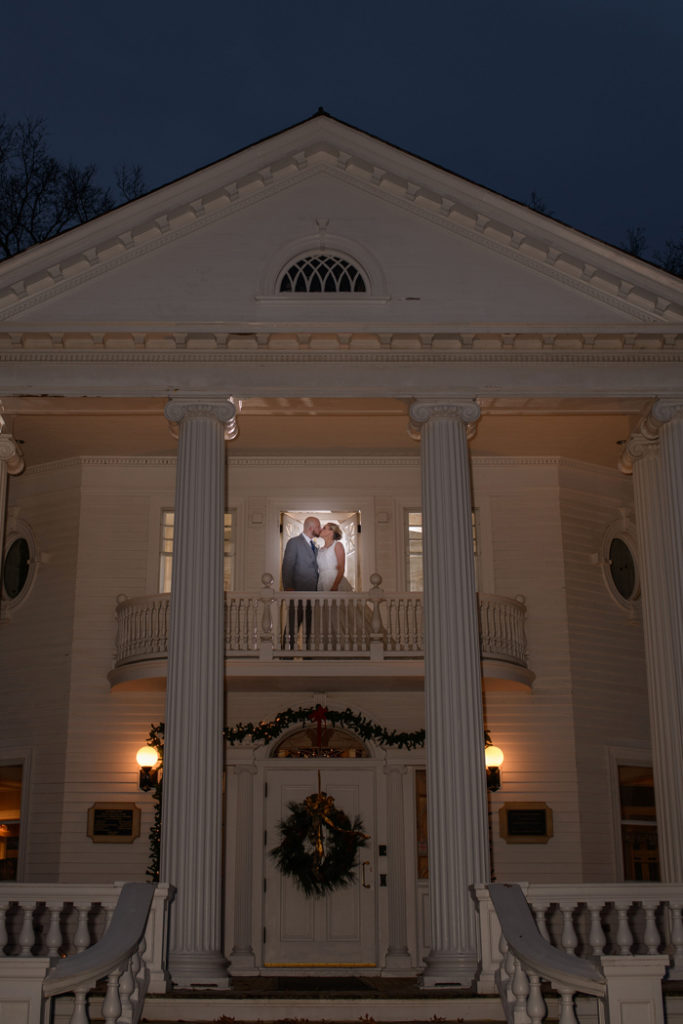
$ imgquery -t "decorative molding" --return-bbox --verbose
[618,398,683,473]
[0,139,681,323]
[2,337,679,370]
[165,397,238,440]
[1,328,682,358]
[17,452,618,476]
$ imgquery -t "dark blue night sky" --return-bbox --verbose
[4,0,681,255]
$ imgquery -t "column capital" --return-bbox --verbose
[0,434,24,475]
[165,397,238,440]
[618,398,683,474]
[408,399,480,440]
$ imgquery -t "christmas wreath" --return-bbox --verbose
[271,790,369,897]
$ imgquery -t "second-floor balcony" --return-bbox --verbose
[108,575,534,692]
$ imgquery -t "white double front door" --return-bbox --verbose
[263,764,376,968]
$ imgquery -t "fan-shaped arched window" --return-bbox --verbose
[278,253,367,294]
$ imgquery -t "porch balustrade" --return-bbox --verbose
[475,882,683,995]
[0,881,172,995]
[112,578,530,670]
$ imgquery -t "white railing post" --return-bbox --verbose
[600,955,668,1024]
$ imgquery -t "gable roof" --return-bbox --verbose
[0,111,682,326]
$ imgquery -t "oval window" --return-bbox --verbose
[3,537,30,599]
[609,537,637,600]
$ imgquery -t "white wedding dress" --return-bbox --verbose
[317,542,352,591]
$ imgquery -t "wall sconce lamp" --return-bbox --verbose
[485,741,504,792]
[136,746,160,792]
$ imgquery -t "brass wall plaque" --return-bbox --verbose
[500,802,553,844]
[87,802,141,844]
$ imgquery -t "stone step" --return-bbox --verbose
[140,993,506,1023]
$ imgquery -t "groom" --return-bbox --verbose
[281,516,321,647]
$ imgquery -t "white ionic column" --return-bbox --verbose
[228,764,257,973]
[383,763,412,972]
[410,399,489,987]
[620,400,683,881]
[161,397,236,988]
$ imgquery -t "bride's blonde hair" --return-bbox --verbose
[325,522,343,541]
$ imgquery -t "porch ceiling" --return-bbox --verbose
[1,395,645,469]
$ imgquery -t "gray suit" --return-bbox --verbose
[282,533,319,591]
[281,533,318,648]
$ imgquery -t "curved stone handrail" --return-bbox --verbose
[488,883,605,997]
[43,882,156,1024]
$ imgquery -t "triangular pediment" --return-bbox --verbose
[1,113,682,326]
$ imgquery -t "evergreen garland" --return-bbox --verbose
[271,793,369,897]
[144,722,164,882]
[225,706,425,750]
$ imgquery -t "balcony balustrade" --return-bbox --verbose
[108,576,533,689]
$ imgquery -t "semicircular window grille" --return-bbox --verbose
[279,253,367,294]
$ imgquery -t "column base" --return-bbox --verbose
[421,949,478,988]
[169,951,230,990]
[383,947,414,973]
[228,947,258,974]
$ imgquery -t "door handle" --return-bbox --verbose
[361,860,371,888]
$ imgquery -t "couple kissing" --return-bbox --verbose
[282,516,353,593]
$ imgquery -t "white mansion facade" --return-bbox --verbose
[0,112,682,992]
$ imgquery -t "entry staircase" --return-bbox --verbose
[2,880,683,1023]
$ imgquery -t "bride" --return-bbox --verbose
[317,522,352,591]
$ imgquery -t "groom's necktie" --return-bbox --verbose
[310,540,316,554]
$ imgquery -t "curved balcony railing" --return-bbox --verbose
[111,577,530,675]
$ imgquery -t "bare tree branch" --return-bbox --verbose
[0,116,143,259]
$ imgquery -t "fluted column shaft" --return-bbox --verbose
[384,764,412,971]
[161,398,235,987]
[410,400,489,987]
[621,400,683,881]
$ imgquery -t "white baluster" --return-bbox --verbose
[74,903,91,952]
[18,901,35,956]
[527,972,546,1024]
[135,934,147,980]
[557,985,579,1024]
[102,968,122,1024]
[70,987,90,1024]
[559,900,578,954]
[503,944,517,1009]
[118,955,135,1020]
[615,901,633,954]
[532,903,551,943]
[511,956,530,1019]
[587,900,606,956]
[45,902,63,957]
[642,899,661,954]
[669,900,683,972]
